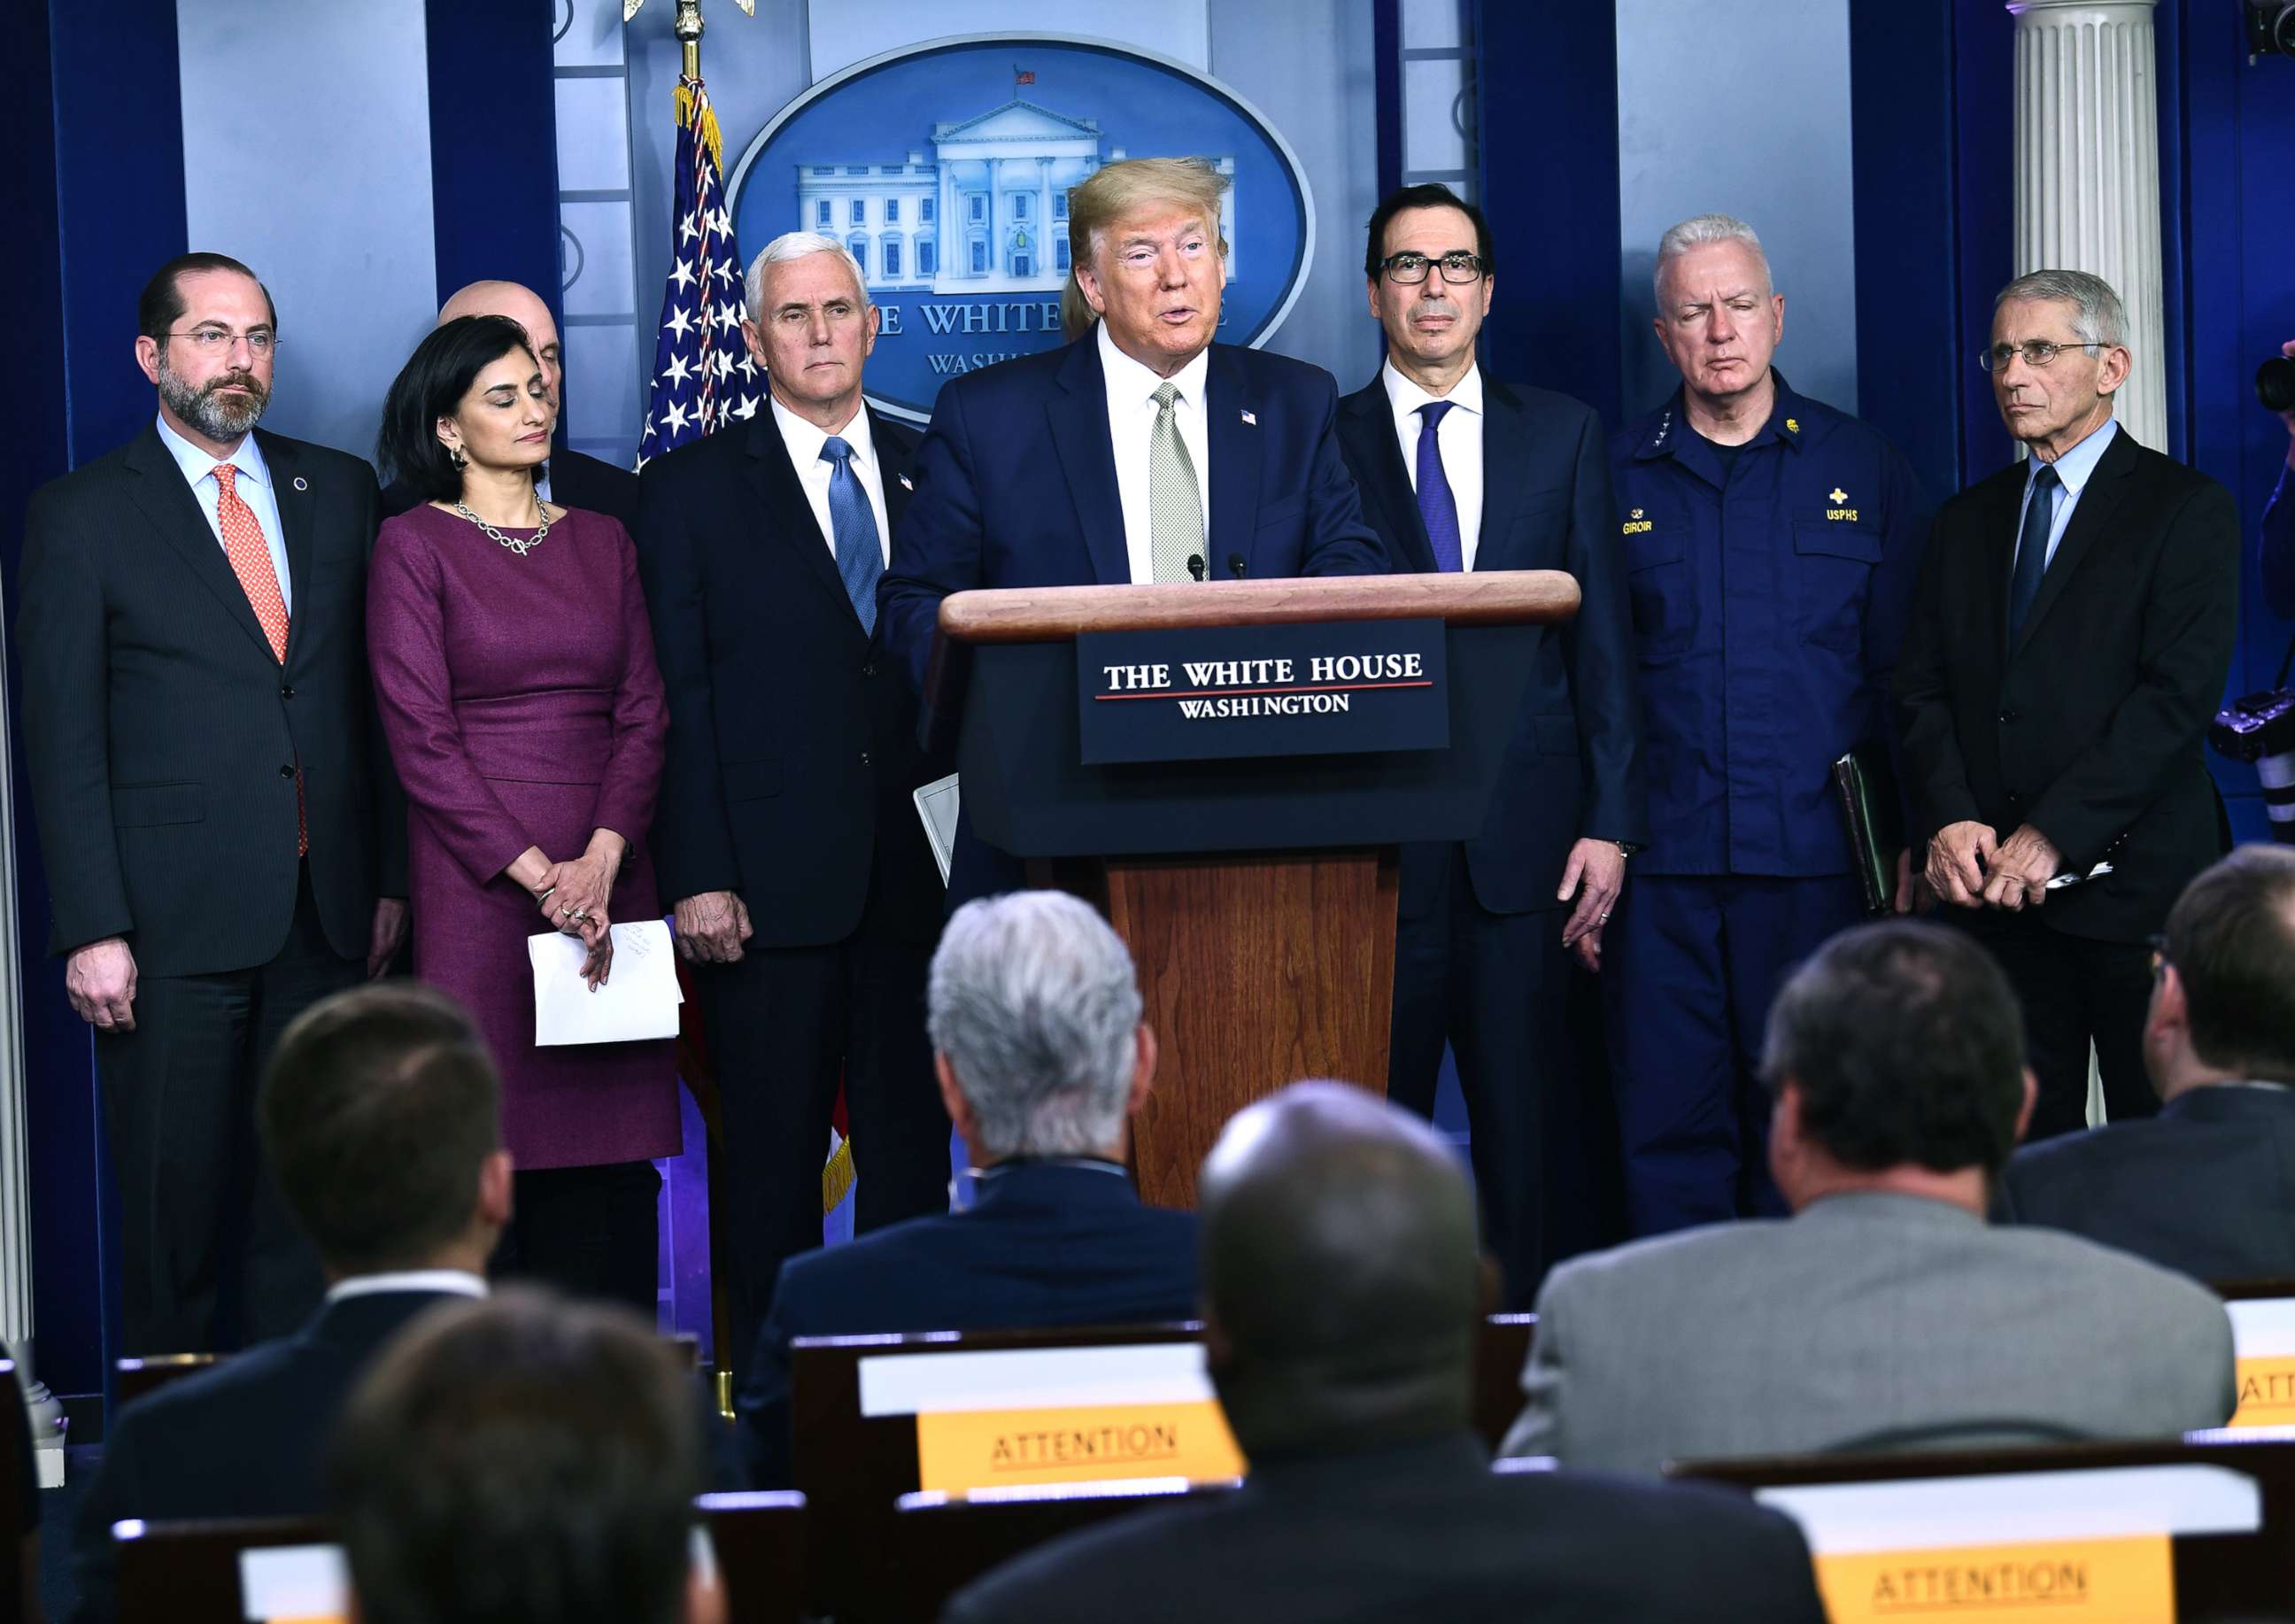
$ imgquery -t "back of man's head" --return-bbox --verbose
[2159,846,2295,1084]
[1196,1081,1480,1461]
[1762,920,2028,1179]
[331,1289,712,1624]
[259,982,504,1276]
[926,890,1146,1161]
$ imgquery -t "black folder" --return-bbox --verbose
[1831,746,1903,916]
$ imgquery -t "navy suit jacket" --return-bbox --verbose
[69,1290,460,1624]
[635,407,947,947]
[877,334,1387,695]
[1338,374,1644,916]
[2002,1083,2295,1283]
[946,1433,1827,1624]
[735,1161,1200,1488]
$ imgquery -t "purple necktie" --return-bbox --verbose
[1415,401,1464,573]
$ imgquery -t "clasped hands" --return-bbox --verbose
[1924,819,2062,912]
[507,832,625,988]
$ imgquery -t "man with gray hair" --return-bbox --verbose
[1604,214,1930,1240]
[637,231,952,1363]
[1897,268,2239,1140]
[731,890,1196,1487]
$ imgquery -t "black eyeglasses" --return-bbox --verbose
[1978,339,2109,372]
[1379,251,1488,286]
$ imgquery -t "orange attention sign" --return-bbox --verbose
[1812,1535,2174,1621]
[2228,1356,2295,1429]
[914,1400,1245,1494]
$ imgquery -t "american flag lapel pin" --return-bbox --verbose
[1240,409,1257,427]
[898,472,914,491]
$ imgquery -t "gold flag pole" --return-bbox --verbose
[622,0,755,78]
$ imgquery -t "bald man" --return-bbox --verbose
[945,1082,1827,1624]
[380,281,639,529]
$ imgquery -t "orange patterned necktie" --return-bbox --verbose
[212,463,305,855]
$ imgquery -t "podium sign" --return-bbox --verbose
[1077,618,1448,765]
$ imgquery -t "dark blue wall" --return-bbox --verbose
[425,0,565,324]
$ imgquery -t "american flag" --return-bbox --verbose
[636,73,758,473]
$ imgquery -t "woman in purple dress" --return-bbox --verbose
[369,315,675,1313]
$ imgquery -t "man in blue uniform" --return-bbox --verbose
[1606,213,1929,1236]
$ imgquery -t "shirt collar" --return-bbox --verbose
[1380,360,1483,423]
[1098,319,1210,409]
[1636,368,1808,460]
[325,1269,489,1304]
[2026,414,2118,498]
[770,394,876,475]
[156,411,271,491]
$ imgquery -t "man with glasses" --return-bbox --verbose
[1604,214,1929,1239]
[1897,268,2238,1142]
[1336,183,1642,1301]
[17,251,407,1354]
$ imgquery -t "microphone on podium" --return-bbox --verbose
[1227,553,1248,580]
[1186,554,1206,582]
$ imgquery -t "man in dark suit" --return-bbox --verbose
[1337,183,1642,1303]
[1897,269,2241,1140]
[736,891,1197,1488]
[637,234,952,1362]
[878,159,1384,893]
[70,982,510,1624]
[17,252,407,1356]
[946,1081,1827,1624]
[2004,846,2295,1280]
[379,279,638,530]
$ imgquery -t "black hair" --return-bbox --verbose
[1761,920,2028,1174]
[2163,846,2295,1081]
[259,981,501,1274]
[137,251,277,340]
[376,314,539,501]
[1363,182,1495,281]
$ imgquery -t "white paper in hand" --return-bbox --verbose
[529,919,684,1047]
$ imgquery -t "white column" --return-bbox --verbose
[0,623,61,1485]
[2008,0,2168,452]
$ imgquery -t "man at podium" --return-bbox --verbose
[879,156,1386,704]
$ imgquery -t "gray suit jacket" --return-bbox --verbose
[1500,1192,2237,1477]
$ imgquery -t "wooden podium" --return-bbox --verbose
[927,571,1579,1205]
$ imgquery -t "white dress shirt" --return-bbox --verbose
[154,413,293,613]
[1381,360,1486,571]
[325,1269,488,1304]
[769,396,891,567]
[1099,320,1212,584]
[2014,415,2120,573]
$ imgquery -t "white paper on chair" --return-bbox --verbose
[529,920,684,1047]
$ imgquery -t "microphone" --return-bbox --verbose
[1227,553,1248,579]
[1186,553,1206,582]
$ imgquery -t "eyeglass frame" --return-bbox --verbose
[2145,931,2173,978]
[160,325,280,357]
[1977,339,2109,373]
[1376,251,1489,286]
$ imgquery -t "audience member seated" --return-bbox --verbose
[1502,920,2236,1476]
[70,983,511,1623]
[945,1082,1828,1624]
[736,890,1197,1488]
[2004,846,2295,1281]
[331,1289,720,1624]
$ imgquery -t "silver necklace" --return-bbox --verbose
[452,499,552,556]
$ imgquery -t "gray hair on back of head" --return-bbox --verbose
[743,231,871,321]
[1995,268,2128,349]
[1653,213,1773,304]
[927,891,1143,1159]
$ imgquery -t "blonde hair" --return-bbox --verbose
[1062,158,1231,341]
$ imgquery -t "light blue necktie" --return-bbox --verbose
[820,435,880,636]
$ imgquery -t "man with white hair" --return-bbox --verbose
[1897,269,2238,1141]
[635,233,953,1360]
[731,890,1197,1487]
[1605,213,1931,1240]
[380,279,639,530]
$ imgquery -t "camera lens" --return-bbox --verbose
[2261,357,2295,415]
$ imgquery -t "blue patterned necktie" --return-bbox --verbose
[819,435,881,636]
[1415,401,1464,574]
[2007,462,2060,645]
